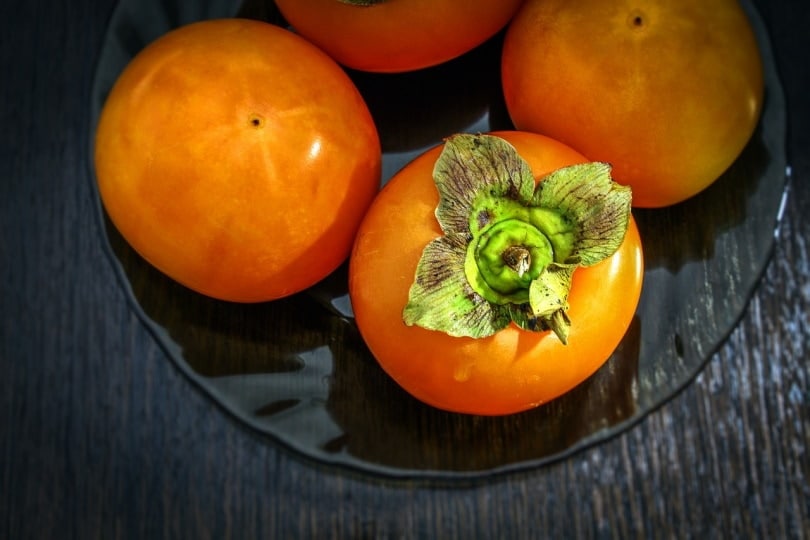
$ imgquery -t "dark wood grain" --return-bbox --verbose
[2,1,808,539]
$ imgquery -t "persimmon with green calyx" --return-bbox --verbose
[273,0,524,72]
[501,0,764,208]
[94,19,380,302]
[349,132,644,416]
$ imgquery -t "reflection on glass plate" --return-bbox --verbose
[89,0,788,479]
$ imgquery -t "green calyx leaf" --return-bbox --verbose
[401,233,513,338]
[510,263,576,344]
[403,133,632,342]
[531,161,632,266]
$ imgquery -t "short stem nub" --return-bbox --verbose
[502,246,531,277]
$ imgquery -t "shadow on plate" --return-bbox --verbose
[104,214,641,472]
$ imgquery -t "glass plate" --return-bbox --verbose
[88,0,789,479]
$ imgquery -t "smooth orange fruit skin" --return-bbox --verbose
[274,0,524,73]
[94,19,381,302]
[349,131,644,416]
[502,0,764,208]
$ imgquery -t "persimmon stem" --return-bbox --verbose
[503,246,531,277]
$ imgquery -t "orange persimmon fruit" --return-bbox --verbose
[502,0,764,207]
[349,131,644,415]
[94,19,381,302]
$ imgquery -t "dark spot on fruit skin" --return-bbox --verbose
[477,210,491,229]
[248,113,265,128]
[627,9,648,30]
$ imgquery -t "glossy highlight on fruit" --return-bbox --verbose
[94,18,381,302]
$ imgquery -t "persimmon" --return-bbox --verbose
[501,0,764,208]
[349,132,643,415]
[94,19,381,302]
[274,0,524,73]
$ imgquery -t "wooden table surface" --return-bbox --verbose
[3,0,808,538]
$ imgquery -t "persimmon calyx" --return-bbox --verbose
[402,133,632,343]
